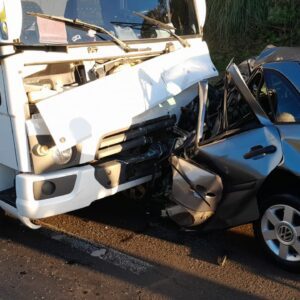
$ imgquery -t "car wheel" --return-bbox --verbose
[254,194,300,272]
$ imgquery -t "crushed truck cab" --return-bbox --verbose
[0,0,217,227]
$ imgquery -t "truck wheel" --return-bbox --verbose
[254,194,300,272]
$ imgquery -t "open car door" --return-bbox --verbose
[167,82,223,227]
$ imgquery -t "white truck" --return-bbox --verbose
[0,0,218,228]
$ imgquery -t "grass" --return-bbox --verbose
[205,0,268,44]
[204,0,300,71]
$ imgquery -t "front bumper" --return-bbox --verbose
[15,165,151,219]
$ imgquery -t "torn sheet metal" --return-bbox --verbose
[169,156,223,227]
[36,41,217,151]
[227,64,272,126]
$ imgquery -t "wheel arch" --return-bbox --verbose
[257,167,300,209]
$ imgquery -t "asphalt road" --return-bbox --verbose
[0,195,299,300]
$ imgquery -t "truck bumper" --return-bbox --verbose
[15,165,151,219]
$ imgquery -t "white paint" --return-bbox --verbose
[22,39,184,66]
[0,65,18,169]
[16,164,152,219]
[0,115,18,169]
[0,200,41,229]
[0,0,22,42]
[77,84,199,164]
[37,40,217,152]
[194,0,207,28]
[26,116,50,136]
[2,55,32,172]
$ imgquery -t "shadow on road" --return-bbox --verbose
[0,215,262,299]
[67,194,300,290]
[0,193,299,298]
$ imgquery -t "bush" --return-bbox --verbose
[204,0,300,70]
[205,0,268,44]
[267,0,300,45]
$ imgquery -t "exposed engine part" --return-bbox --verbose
[24,63,76,89]
[108,63,132,75]
[25,84,59,104]
[94,142,168,189]
[178,96,199,132]
[90,56,150,79]
[167,156,223,227]
[23,54,163,110]
[99,116,176,148]
[177,84,223,135]
[96,115,177,161]
[124,143,169,164]
[23,63,83,104]
[96,136,151,160]
[74,64,88,85]
[123,184,148,201]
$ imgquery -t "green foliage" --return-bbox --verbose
[205,0,268,43]
[267,0,300,45]
[204,0,300,71]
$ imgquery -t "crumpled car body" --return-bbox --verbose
[0,0,298,271]
[169,46,300,271]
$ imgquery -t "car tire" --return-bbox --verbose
[253,194,300,272]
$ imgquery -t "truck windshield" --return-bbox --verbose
[20,0,199,45]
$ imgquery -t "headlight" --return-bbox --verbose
[52,148,73,165]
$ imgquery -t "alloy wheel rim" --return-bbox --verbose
[261,204,300,262]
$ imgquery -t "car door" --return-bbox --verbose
[262,64,300,177]
[191,64,283,229]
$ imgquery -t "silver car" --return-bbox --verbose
[168,47,300,272]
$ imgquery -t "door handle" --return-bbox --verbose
[244,145,277,159]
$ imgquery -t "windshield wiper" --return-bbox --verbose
[27,12,150,52]
[133,12,190,48]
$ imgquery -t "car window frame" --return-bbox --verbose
[200,85,261,146]
[247,68,278,122]
[264,68,300,125]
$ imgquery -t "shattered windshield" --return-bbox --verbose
[20,0,199,45]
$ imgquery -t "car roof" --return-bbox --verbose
[253,46,300,67]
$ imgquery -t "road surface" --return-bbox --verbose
[0,195,299,299]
